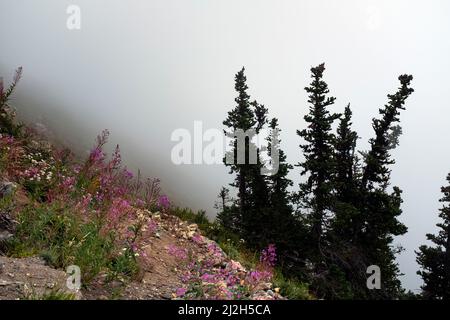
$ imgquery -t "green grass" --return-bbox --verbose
[25,289,76,300]
[272,269,314,300]
[7,203,137,286]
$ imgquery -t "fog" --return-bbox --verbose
[1,0,450,292]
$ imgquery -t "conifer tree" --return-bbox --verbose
[358,74,414,298]
[318,76,413,299]
[332,104,360,242]
[248,101,270,214]
[296,63,340,243]
[417,172,450,300]
[262,118,299,253]
[215,187,240,233]
[223,68,270,246]
[361,75,414,189]
[223,67,256,232]
[267,118,293,213]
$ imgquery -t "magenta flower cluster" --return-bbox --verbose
[170,242,279,300]
[260,244,277,268]
[158,195,170,210]
[35,130,166,263]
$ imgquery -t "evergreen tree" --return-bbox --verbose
[332,104,360,242]
[296,63,340,244]
[316,75,413,299]
[361,75,414,189]
[262,118,299,254]
[243,102,274,247]
[223,67,256,234]
[358,74,414,298]
[248,101,270,214]
[215,187,240,233]
[267,118,293,213]
[417,172,450,300]
[222,68,270,246]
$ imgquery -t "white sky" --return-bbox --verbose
[1,0,450,292]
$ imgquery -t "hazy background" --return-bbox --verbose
[1,0,449,292]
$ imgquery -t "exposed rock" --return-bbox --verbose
[0,181,16,198]
[0,231,13,244]
[0,256,82,300]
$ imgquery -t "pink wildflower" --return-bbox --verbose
[167,244,188,260]
[260,244,277,268]
[158,195,170,210]
[176,287,187,297]
[191,233,203,244]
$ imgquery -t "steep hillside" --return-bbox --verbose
[0,130,286,300]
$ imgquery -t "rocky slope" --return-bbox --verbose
[0,182,282,300]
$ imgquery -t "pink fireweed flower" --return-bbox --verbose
[246,270,272,286]
[226,274,240,287]
[167,244,188,260]
[123,168,134,179]
[146,220,158,235]
[89,147,104,163]
[191,233,203,244]
[181,272,192,283]
[207,243,223,259]
[200,273,218,283]
[228,260,245,272]
[158,195,170,210]
[61,176,76,190]
[75,193,93,214]
[176,287,187,297]
[260,244,277,268]
[107,198,132,225]
[73,164,82,174]
[130,243,139,253]
[135,198,145,208]
[110,144,121,169]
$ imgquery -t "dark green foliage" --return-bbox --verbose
[292,67,413,299]
[361,75,414,189]
[417,172,450,300]
[223,67,257,236]
[215,187,240,233]
[264,118,301,257]
[267,118,293,212]
[356,75,413,298]
[219,64,414,300]
[296,63,340,243]
[222,68,272,247]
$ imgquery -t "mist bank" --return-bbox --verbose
[2,0,450,292]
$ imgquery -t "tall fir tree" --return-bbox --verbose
[223,67,256,235]
[267,118,293,214]
[312,103,365,299]
[361,75,414,189]
[215,187,240,233]
[248,101,270,214]
[332,104,360,243]
[262,118,300,256]
[222,68,270,246]
[296,63,340,244]
[358,74,414,298]
[417,172,450,300]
